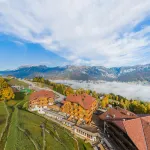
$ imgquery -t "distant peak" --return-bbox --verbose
[18,65,48,69]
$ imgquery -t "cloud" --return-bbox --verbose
[0,0,150,67]
[54,80,150,101]
[13,40,24,46]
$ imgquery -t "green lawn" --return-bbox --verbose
[6,100,17,107]
[45,131,66,150]
[4,94,31,150]
[17,109,80,150]
[15,128,35,150]
[0,102,8,139]
[5,108,35,150]
[18,110,45,150]
[5,102,19,150]
[77,138,93,150]
[45,119,77,150]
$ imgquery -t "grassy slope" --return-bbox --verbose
[5,94,35,150]
[45,119,76,150]
[77,138,93,150]
[7,78,29,88]
[18,108,79,150]
[0,102,7,139]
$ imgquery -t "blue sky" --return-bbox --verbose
[0,34,68,70]
[0,0,150,70]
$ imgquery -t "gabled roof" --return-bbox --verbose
[66,93,96,110]
[30,90,55,101]
[99,107,137,120]
[112,116,150,150]
[112,120,126,132]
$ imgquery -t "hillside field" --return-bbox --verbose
[7,78,29,88]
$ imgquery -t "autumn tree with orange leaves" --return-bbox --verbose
[0,77,14,101]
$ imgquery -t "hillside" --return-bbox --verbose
[0,79,92,150]
[1,64,150,82]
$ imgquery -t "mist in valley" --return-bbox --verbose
[52,80,150,101]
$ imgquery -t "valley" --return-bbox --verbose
[52,80,150,101]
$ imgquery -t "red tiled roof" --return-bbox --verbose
[141,117,150,150]
[100,107,150,150]
[30,90,55,101]
[111,120,126,132]
[123,116,150,150]
[99,107,137,120]
[66,93,96,110]
[111,116,150,150]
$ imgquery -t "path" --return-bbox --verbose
[73,137,79,150]
[23,101,28,108]
[16,99,40,150]
[17,126,39,150]
[64,129,79,150]
[0,101,9,141]
[40,115,79,150]
[45,128,68,150]
[4,100,25,150]
[42,126,46,150]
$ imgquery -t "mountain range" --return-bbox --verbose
[1,64,150,82]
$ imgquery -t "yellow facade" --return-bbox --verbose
[61,100,97,124]
[30,97,54,107]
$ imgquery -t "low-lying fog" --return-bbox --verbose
[52,80,150,101]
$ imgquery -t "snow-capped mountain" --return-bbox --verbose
[1,64,150,82]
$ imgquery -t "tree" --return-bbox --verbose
[147,104,150,113]
[129,100,147,114]
[65,87,74,96]
[101,96,109,108]
[1,87,15,100]
[109,94,112,99]
[124,99,130,109]
[101,99,106,108]
[116,96,119,101]
[86,89,91,95]
[0,77,14,101]
[92,91,98,99]
[120,99,126,109]
[135,104,147,114]
[0,78,8,88]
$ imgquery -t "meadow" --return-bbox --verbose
[0,102,8,141]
